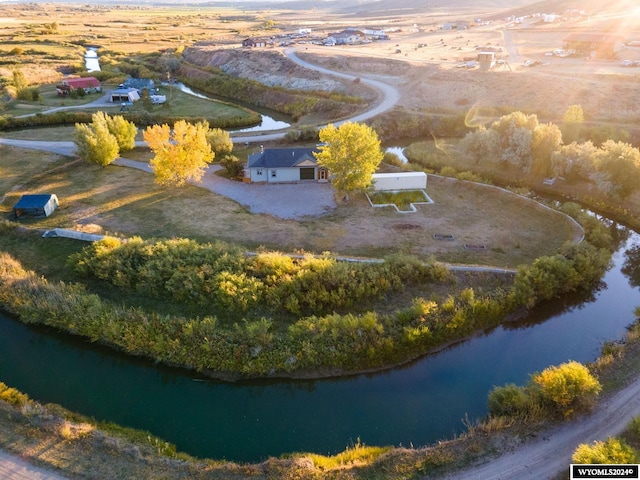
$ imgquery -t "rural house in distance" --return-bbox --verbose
[245,147,328,183]
[56,76,101,96]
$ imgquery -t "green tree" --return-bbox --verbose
[12,69,27,91]
[206,127,233,157]
[562,104,584,144]
[490,111,538,170]
[573,438,637,464]
[460,126,500,164]
[531,361,601,417]
[220,154,244,178]
[593,140,640,198]
[314,122,383,199]
[143,120,214,187]
[552,141,598,181]
[74,112,120,167]
[104,113,137,152]
[531,122,562,177]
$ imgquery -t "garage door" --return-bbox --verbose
[300,168,315,180]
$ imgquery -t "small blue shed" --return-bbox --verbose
[13,194,59,219]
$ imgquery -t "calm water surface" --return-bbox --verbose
[1,230,640,462]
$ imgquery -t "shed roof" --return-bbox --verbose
[248,148,318,169]
[13,194,57,209]
[110,88,141,101]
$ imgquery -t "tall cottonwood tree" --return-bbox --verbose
[206,127,233,157]
[314,122,383,199]
[144,120,214,187]
[531,122,563,177]
[562,104,584,144]
[74,112,120,167]
[104,113,137,152]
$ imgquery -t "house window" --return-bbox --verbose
[271,170,277,178]
[256,169,262,176]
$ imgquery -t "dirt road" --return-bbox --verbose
[442,375,640,479]
[0,450,68,480]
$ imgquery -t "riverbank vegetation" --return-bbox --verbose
[0,204,611,380]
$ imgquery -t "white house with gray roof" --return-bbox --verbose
[246,147,328,183]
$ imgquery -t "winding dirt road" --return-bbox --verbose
[443,375,640,479]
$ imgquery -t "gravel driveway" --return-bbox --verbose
[199,165,336,219]
[115,158,337,219]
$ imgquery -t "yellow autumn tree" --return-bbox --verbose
[143,120,214,187]
[313,122,383,199]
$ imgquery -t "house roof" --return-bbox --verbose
[248,148,318,169]
[123,78,155,90]
[13,194,57,209]
[62,77,100,89]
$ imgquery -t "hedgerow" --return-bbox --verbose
[0,109,259,131]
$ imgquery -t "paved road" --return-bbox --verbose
[0,139,76,157]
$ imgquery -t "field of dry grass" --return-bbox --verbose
[0,145,581,269]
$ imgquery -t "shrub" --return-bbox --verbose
[573,438,637,464]
[220,154,244,178]
[487,384,529,417]
[0,382,30,407]
[16,86,40,101]
[531,361,601,418]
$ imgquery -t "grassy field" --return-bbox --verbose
[2,81,258,125]
[0,145,582,272]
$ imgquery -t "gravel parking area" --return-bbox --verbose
[199,165,337,219]
[114,159,337,219]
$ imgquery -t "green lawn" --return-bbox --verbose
[5,83,257,124]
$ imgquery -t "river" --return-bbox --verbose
[168,82,291,133]
[1,227,639,463]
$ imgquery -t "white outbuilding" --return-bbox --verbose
[371,172,427,191]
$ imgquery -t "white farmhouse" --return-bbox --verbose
[246,147,328,183]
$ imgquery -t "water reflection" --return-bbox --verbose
[385,146,408,163]
[622,242,640,288]
[85,48,100,72]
